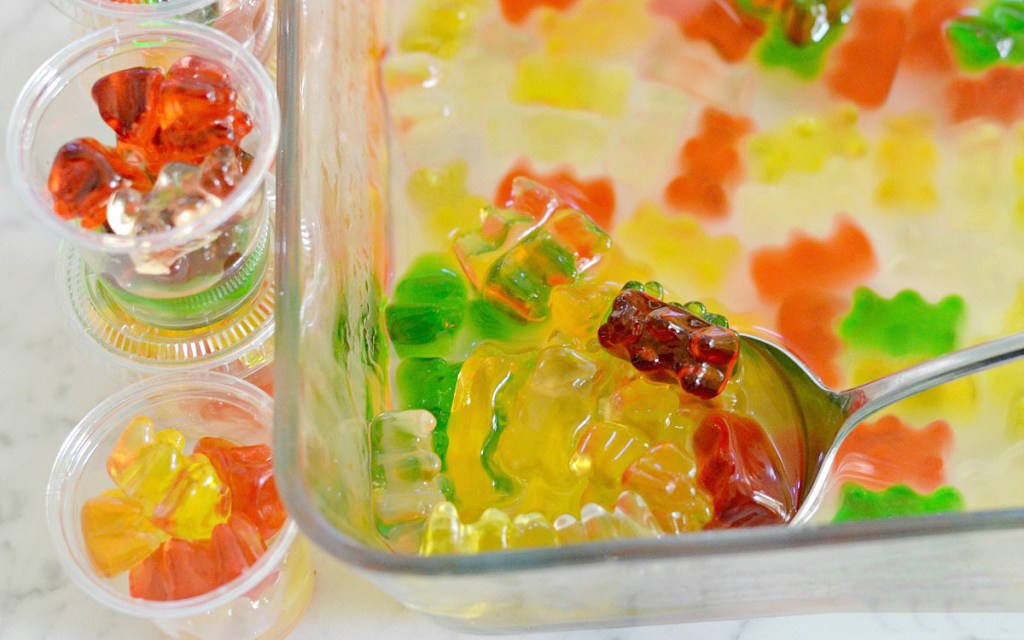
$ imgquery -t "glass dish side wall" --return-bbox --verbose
[273,0,1024,631]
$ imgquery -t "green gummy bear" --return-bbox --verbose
[839,287,965,359]
[832,484,965,523]
[385,253,469,358]
[396,358,462,466]
[947,1,1024,71]
[756,1,851,80]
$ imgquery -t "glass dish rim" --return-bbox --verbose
[52,0,218,20]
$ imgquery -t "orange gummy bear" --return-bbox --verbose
[775,289,849,389]
[499,0,578,24]
[948,66,1024,126]
[832,415,954,493]
[194,437,286,540]
[664,107,752,219]
[679,0,766,64]
[749,214,877,302]
[495,160,616,230]
[47,138,151,229]
[128,515,266,601]
[904,0,964,73]
[826,5,907,108]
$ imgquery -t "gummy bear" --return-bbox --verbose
[444,344,531,519]
[904,0,964,73]
[91,66,163,147]
[407,161,491,241]
[756,0,852,79]
[483,209,611,321]
[621,442,713,534]
[499,0,577,24]
[547,281,621,351]
[495,161,616,230]
[825,4,907,108]
[107,417,188,512]
[128,515,265,601]
[453,207,538,288]
[194,437,286,540]
[693,410,798,528]
[749,214,877,302]
[47,138,151,229]
[947,0,1024,71]
[947,66,1024,126]
[370,410,447,550]
[385,253,469,358]
[150,452,231,540]
[511,54,632,117]
[839,287,965,359]
[81,489,169,578]
[775,289,847,388]
[831,484,965,523]
[152,56,253,169]
[875,115,939,210]
[598,375,683,441]
[832,416,954,494]
[400,0,483,58]
[597,286,740,400]
[664,108,752,219]
[748,107,867,183]
[571,421,652,507]
[678,0,767,64]
[396,357,463,467]
[537,0,655,58]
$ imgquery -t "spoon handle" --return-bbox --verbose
[792,331,1024,526]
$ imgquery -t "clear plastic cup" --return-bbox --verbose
[47,372,313,639]
[7,21,280,330]
[49,0,276,64]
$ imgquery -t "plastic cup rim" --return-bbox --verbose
[55,0,219,20]
[46,371,298,619]
[6,20,280,256]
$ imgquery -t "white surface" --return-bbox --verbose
[3,5,1024,640]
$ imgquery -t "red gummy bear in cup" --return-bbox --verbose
[128,514,265,601]
[693,410,798,528]
[91,66,163,149]
[194,437,286,540]
[47,137,151,229]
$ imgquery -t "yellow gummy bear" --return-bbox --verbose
[399,0,483,59]
[749,106,868,183]
[444,344,531,520]
[571,421,652,507]
[107,417,187,512]
[407,160,490,242]
[151,453,231,540]
[80,489,169,578]
[538,0,656,58]
[875,114,938,210]
[511,53,631,117]
[614,201,741,297]
[547,281,621,352]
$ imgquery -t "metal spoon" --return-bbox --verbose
[737,331,1024,525]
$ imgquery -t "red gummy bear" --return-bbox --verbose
[597,287,740,399]
[47,137,151,229]
[155,56,253,167]
[194,437,286,540]
[91,67,163,150]
[693,410,798,528]
[128,515,265,601]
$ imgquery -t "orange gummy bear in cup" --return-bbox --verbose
[832,415,954,493]
[495,160,616,230]
[749,214,877,302]
[664,107,752,219]
[826,4,907,108]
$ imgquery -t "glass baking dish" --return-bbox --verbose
[272,0,1024,631]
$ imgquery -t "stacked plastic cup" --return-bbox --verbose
[8,21,280,377]
[47,373,314,639]
[49,0,276,65]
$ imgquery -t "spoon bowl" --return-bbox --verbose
[738,331,1024,525]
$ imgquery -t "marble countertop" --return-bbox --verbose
[3,4,1024,639]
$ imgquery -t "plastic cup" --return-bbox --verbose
[49,0,277,64]
[7,21,280,330]
[47,372,314,639]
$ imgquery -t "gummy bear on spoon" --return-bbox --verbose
[740,330,1024,525]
